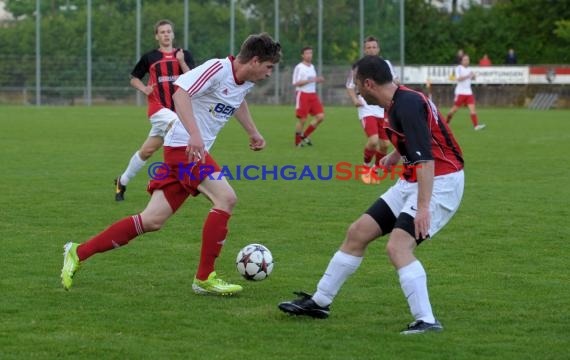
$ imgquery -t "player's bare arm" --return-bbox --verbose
[457,72,474,81]
[346,87,363,107]
[379,149,402,168]
[172,88,205,162]
[234,100,266,151]
[129,76,153,96]
[175,49,191,73]
[293,79,310,87]
[293,76,323,87]
[414,160,434,240]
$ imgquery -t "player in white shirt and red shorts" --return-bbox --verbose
[292,46,325,147]
[445,54,486,130]
[346,36,399,184]
[61,34,281,296]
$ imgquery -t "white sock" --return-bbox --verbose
[120,151,147,185]
[312,250,363,307]
[398,260,435,323]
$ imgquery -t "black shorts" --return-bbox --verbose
[365,198,423,244]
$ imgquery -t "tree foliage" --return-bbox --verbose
[554,20,570,42]
[0,0,568,89]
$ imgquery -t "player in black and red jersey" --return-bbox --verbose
[114,19,195,201]
[279,56,465,335]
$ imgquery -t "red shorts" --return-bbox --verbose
[147,146,221,212]
[361,116,388,140]
[295,91,324,119]
[453,94,475,107]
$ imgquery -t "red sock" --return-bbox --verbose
[374,151,386,167]
[196,209,231,280]
[76,214,144,261]
[303,124,316,138]
[446,113,453,123]
[295,132,303,146]
[364,148,375,165]
[470,113,479,127]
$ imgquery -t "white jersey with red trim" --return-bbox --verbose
[165,56,254,150]
[454,65,473,95]
[292,62,317,93]
[345,59,398,119]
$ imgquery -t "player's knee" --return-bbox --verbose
[366,138,379,149]
[385,232,413,260]
[345,221,371,247]
[226,192,238,209]
[385,238,401,260]
[139,148,154,160]
[214,191,237,212]
[315,114,325,123]
[142,217,165,232]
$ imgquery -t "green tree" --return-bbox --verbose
[404,0,455,64]
[554,19,570,42]
[2,0,570,92]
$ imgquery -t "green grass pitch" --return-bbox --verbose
[1,105,569,359]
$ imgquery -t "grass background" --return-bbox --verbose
[1,105,569,359]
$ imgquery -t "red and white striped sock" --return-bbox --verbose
[77,214,144,261]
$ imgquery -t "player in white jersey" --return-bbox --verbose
[292,46,325,147]
[60,34,281,296]
[164,56,256,150]
[346,36,398,184]
[445,54,486,130]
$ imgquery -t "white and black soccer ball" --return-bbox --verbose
[235,244,274,281]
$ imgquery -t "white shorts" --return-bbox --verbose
[380,170,464,238]
[148,108,179,138]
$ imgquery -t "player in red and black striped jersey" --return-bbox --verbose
[279,56,465,335]
[114,19,195,201]
[382,85,464,181]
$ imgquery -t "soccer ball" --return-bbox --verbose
[235,244,274,281]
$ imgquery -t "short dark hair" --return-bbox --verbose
[154,19,174,34]
[355,56,393,86]
[301,46,313,54]
[364,36,379,45]
[236,33,281,64]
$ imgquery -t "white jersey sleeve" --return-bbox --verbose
[345,66,384,119]
[175,59,224,97]
[165,57,254,150]
[385,59,399,83]
[346,68,356,89]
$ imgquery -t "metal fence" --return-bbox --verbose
[0,0,405,106]
[2,58,568,108]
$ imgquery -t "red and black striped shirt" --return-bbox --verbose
[385,86,464,181]
[131,48,195,117]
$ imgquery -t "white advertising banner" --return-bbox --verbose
[403,66,531,84]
